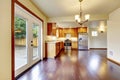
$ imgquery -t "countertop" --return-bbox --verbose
[45,40,78,44]
[45,40,63,43]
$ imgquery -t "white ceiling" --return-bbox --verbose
[31,0,120,28]
[57,20,107,28]
[32,0,120,18]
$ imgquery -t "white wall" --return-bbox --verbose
[0,0,47,79]
[107,8,120,63]
[88,20,107,49]
[0,0,11,80]
[88,27,107,48]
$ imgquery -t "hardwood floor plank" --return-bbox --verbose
[17,49,120,80]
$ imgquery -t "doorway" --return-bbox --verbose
[15,4,43,76]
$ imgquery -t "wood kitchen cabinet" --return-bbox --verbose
[58,28,64,37]
[71,28,78,37]
[47,23,56,35]
[78,27,87,33]
[72,41,78,49]
[56,42,60,56]
[47,26,87,37]
[45,41,64,58]
[74,28,78,37]
[60,42,64,50]
[58,28,78,37]
[56,42,64,55]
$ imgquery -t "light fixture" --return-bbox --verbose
[99,21,105,33]
[75,0,90,25]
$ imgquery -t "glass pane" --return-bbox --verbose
[15,16,27,70]
[32,24,39,59]
[92,31,98,36]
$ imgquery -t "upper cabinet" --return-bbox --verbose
[78,27,87,33]
[58,28,78,37]
[47,23,87,37]
[47,23,56,36]
[58,28,64,37]
[72,28,78,37]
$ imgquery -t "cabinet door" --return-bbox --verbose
[52,23,56,35]
[58,28,64,37]
[47,23,52,35]
[59,28,62,37]
[47,23,56,36]
[74,28,78,37]
[60,42,63,50]
[70,28,78,37]
[52,28,56,36]
[72,41,78,49]
[56,42,60,55]
[78,27,87,33]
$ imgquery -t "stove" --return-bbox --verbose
[64,39,71,49]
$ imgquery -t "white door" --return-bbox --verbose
[15,4,43,76]
[28,20,42,64]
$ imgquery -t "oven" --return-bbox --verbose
[64,39,72,50]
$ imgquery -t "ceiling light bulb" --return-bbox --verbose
[75,15,79,20]
[78,18,81,22]
[85,14,90,20]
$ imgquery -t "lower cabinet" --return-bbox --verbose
[60,42,64,50]
[72,41,78,49]
[56,42,60,56]
[45,41,63,58]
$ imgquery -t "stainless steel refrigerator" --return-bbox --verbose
[78,33,88,50]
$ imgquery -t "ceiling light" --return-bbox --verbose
[75,0,90,25]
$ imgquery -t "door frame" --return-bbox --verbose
[11,0,44,79]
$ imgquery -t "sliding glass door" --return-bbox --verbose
[15,4,43,76]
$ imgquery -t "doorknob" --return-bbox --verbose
[31,41,33,46]
[31,44,33,46]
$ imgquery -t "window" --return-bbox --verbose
[92,31,98,36]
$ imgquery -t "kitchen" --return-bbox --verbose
[45,22,88,58]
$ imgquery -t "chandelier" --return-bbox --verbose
[75,0,90,25]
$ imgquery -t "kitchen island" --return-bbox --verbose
[45,41,64,58]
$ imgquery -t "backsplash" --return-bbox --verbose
[46,36,77,42]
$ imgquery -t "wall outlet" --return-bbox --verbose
[109,51,113,56]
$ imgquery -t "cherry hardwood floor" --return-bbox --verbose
[17,49,120,80]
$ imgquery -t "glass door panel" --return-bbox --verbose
[15,4,43,76]
[15,16,27,70]
[32,24,39,60]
